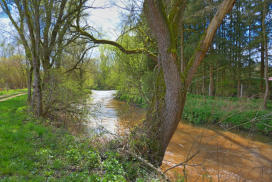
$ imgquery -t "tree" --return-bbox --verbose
[75,0,235,165]
[141,0,235,165]
[0,0,87,116]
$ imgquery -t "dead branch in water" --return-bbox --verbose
[118,148,170,181]
[163,150,200,174]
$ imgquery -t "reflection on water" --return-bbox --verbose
[87,90,118,133]
[70,90,272,181]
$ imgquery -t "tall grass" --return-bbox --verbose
[183,94,272,135]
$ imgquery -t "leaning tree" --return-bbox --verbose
[0,0,88,116]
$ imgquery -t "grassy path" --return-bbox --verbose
[0,93,27,102]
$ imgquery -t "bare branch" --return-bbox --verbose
[72,25,158,61]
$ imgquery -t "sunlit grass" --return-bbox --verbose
[183,94,272,134]
[0,88,27,96]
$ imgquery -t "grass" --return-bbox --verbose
[0,95,161,181]
[183,94,272,135]
[0,88,27,96]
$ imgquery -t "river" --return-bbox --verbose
[68,90,272,182]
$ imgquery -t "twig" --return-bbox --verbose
[118,149,170,181]
[163,150,200,174]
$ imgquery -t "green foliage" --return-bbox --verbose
[93,35,156,107]
[92,46,120,90]
[0,95,161,181]
[42,68,90,121]
[0,54,27,90]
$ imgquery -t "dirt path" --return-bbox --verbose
[0,93,27,102]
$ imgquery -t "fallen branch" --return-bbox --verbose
[163,150,200,174]
[118,149,170,181]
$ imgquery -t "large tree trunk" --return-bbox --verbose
[180,23,185,73]
[32,61,43,116]
[27,65,33,104]
[32,0,43,116]
[141,0,235,166]
[158,51,184,162]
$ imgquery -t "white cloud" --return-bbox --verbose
[0,17,15,42]
[87,0,126,40]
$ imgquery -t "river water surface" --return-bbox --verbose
[69,90,272,182]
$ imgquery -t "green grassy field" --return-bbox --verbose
[183,94,272,135]
[0,95,160,182]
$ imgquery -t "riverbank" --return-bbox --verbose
[93,90,272,181]
[183,94,272,136]
[0,95,162,181]
[116,92,272,136]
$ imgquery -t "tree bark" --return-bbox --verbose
[32,0,43,116]
[27,65,33,104]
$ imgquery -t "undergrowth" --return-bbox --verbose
[0,95,161,181]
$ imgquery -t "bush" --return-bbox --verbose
[42,69,90,123]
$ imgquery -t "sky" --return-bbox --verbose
[0,0,127,43]
[87,0,127,40]
[0,0,130,58]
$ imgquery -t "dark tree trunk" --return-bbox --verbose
[27,65,33,104]
[32,61,43,116]
[32,0,43,116]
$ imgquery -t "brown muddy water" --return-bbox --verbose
[67,90,272,182]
